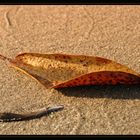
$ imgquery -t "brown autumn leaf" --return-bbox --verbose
[0,53,140,122]
[1,53,140,89]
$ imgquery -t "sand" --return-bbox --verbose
[0,5,140,135]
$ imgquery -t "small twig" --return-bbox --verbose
[0,105,64,122]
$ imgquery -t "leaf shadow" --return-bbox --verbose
[57,85,140,100]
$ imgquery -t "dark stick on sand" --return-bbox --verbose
[0,105,64,122]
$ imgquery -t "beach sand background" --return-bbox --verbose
[0,5,140,134]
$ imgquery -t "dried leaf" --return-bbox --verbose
[1,53,140,122]
[0,53,140,89]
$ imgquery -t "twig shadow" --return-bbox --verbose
[57,85,140,99]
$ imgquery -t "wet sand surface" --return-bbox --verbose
[0,5,140,134]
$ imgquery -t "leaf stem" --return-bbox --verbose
[0,54,11,62]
